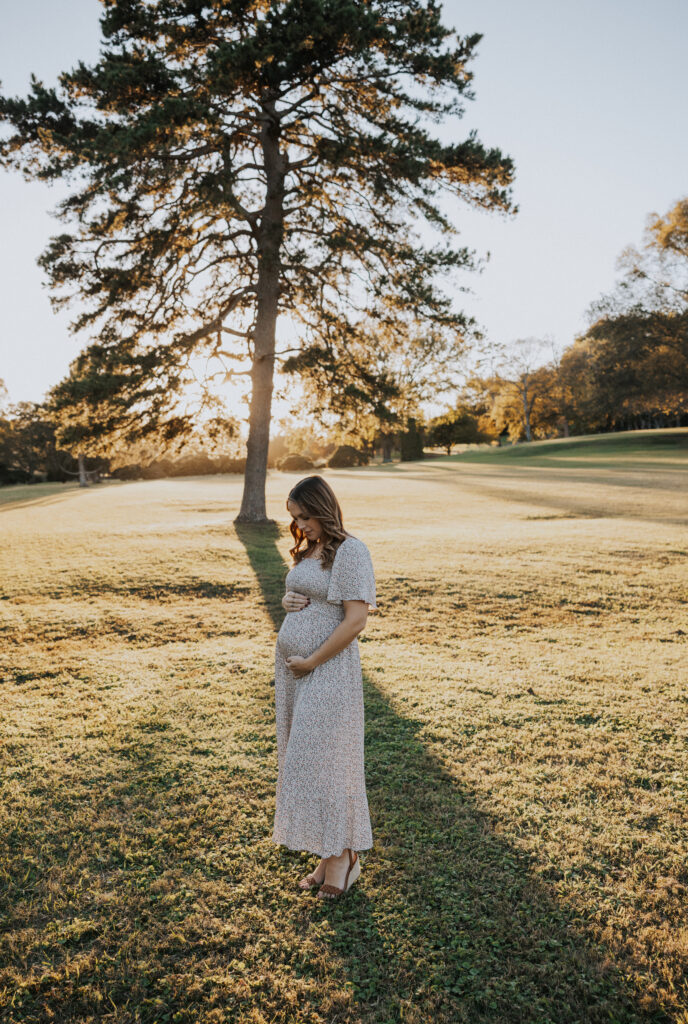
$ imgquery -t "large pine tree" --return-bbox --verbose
[1,0,514,520]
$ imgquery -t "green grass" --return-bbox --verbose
[1,451,686,1023]
[434,427,688,466]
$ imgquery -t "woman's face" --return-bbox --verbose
[287,499,323,542]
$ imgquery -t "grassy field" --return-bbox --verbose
[1,433,687,1023]
[431,426,688,466]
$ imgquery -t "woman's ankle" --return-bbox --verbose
[328,848,351,862]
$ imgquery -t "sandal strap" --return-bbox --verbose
[318,883,344,896]
[300,873,321,885]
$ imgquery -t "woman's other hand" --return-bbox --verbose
[285,655,313,678]
[282,590,310,613]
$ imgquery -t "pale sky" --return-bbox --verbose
[1,0,686,420]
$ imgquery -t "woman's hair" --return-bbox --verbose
[287,475,348,570]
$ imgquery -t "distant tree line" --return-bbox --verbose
[452,197,688,443]
[0,397,245,485]
[0,401,94,485]
[0,399,438,485]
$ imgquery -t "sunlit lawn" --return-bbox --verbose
[1,434,687,1023]
[0,480,84,508]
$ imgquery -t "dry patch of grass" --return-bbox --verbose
[1,450,686,1023]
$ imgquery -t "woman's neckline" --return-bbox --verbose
[302,535,354,560]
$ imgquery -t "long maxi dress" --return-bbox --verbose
[272,535,377,859]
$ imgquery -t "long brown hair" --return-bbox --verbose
[287,476,349,569]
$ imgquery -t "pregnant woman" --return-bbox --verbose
[272,475,377,899]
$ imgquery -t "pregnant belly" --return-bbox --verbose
[277,605,341,660]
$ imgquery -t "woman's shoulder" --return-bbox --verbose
[334,535,370,558]
[337,533,362,548]
[326,533,377,607]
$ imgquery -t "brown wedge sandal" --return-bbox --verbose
[317,850,360,900]
[298,867,325,890]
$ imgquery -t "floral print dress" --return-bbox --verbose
[272,536,377,858]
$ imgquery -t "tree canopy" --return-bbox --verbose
[1,0,514,517]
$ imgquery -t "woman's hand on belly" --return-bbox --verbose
[282,590,310,613]
[285,654,314,678]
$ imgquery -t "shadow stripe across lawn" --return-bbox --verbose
[236,522,668,1024]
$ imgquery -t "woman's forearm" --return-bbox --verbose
[305,618,364,670]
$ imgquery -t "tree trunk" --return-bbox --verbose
[237,339,277,522]
[521,380,532,442]
[235,106,285,523]
[78,452,88,488]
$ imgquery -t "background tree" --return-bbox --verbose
[1,0,513,521]
[0,401,97,484]
[598,197,688,316]
[559,317,688,432]
[579,197,688,428]
[1,402,60,481]
[467,337,553,441]
[427,404,487,454]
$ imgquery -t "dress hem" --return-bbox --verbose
[271,833,373,859]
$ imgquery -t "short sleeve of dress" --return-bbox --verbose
[326,538,378,609]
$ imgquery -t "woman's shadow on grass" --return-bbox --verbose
[237,521,670,1024]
